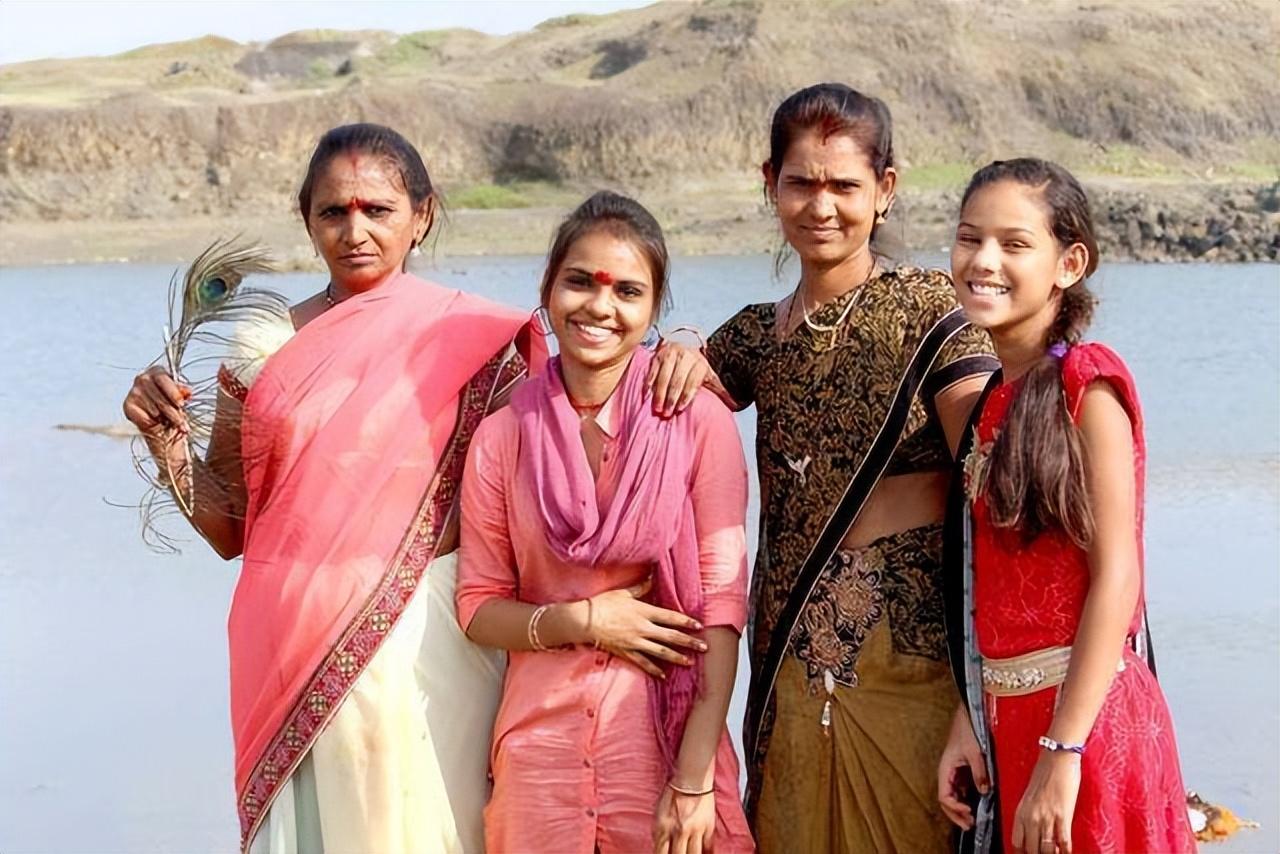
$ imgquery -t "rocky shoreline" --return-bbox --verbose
[1093,182,1280,264]
[883,180,1280,265]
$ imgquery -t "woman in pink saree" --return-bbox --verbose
[123,123,544,852]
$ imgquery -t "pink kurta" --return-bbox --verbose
[457,389,755,854]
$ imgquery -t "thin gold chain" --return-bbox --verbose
[790,262,881,342]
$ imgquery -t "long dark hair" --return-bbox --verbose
[297,123,440,248]
[766,83,897,275]
[964,158,1100,546]
[540,190,671,319]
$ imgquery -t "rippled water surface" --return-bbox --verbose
[2,257,1276,852]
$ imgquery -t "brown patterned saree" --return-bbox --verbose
[706,267,997,853]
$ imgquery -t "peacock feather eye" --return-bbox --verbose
[199,276,229,305]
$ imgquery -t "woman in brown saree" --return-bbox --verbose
[654,83,998,852]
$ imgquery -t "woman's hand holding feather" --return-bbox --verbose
[123,366,192,473]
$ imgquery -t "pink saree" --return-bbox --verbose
[229,272,539,849]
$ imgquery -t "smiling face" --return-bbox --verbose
[951,179,1088,342]
[305,151,431,293]
[766,127,895,271]
[545,228,657,375]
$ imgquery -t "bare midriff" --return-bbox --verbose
[841,469,949,550]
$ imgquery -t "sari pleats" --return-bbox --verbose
[755,526,958,854]
[250,553,503,854]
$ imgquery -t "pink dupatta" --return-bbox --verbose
[230,272,539,847]
[510,347,702,768]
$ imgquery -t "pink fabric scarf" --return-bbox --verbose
[511,346,702,768]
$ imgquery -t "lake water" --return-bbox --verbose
[2,256,1277,853]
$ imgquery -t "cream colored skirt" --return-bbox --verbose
[248,553,504,854]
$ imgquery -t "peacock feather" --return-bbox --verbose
[164,238,282,371]
[131,237,293,552]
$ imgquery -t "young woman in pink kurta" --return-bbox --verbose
[457,192,755,854]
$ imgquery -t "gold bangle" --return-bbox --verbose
[527,604,551,652]
[667,780,714,797]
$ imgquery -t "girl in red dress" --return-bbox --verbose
[936,158,1197,854]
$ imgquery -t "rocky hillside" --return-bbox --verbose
[1,0,1277,262]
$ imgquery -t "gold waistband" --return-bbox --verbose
[982,645,1125,697]
[982,646,1072,696]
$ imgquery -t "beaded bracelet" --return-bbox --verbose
[527,604,551,652]
[667,780,715,797]
[1037,735,1085,755]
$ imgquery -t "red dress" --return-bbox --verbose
[969,343,1196,853]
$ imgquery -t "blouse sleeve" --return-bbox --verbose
[705,307,763,410]
[915,269,1001,402]
[687,391,750,633]
[1062,342,1144,431]
[456,411,520,631]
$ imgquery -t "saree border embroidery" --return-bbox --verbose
[792,547,885,689]
[794,524,950,689]
[237,346,525,850]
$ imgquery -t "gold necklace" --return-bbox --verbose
[792,263,880,346]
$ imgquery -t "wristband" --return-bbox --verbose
[1038,735,1085,755]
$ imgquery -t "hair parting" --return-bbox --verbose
[964,157,1100,546]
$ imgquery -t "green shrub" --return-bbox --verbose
[902,162,973,191]
[449,184,533,209]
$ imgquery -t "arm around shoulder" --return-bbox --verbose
[688,392,749,633]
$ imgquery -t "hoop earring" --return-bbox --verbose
[532,306,553,337]
[641,325,661,351]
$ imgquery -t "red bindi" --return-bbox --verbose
[592,269,615,285]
